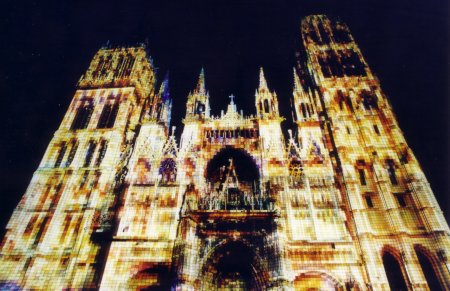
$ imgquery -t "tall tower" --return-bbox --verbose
[0,45,156,289]
[296,15,450,290]
[99,67,178,289]
[286,66,361,290]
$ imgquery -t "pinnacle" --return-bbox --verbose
[293,68,303,93]
[159,71,170,101]
[259,67,268,90]
[195,68,206,95]
[163,71,169,83]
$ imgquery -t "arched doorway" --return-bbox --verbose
[414,246,444,290]
[382,251,408,291]
[293,272,344,291]
[201,241,267,290]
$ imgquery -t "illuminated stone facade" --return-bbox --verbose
[1,15,449,290]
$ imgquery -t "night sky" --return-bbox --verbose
[0,0,448,232]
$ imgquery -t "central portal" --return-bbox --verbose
[172,146,285,290]
[202,241,266,290]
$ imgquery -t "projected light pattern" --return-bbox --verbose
[0,15,449,290]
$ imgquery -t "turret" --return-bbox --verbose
[157,72,172,126]
[292,68,318,122]
[255,68,279,119]
[185,68,210,119]
[146,72,172,127]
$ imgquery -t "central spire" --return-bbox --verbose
[225,94,238,115]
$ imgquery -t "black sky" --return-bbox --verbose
[0,0,448,231]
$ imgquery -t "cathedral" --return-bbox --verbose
[0,15,449,290]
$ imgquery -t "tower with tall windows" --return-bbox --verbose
[295,14,450,290]
[0,15,449,291]
[99,71,178,290]
[0,45,157,289]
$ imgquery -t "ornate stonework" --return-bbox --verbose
[0,15,448,290]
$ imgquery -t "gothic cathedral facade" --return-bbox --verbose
[0,15,449,290]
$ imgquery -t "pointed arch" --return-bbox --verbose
[301,103,307,118]
[54,141,67,168]
[264,99,270,113]
[95,139,108,166]
[380,246,409,291]
[414,245,446,290]
[66,138,78,166]
[199,239,269,290]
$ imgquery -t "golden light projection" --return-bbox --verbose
[0,15,449,290]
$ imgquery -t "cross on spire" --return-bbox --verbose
[229,94,235,104]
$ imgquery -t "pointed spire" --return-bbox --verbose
[159,71,170,102]
[293,68,303,93]
[255,67,280,118]
[186,68,210,119]
[162,127,179,158]
[259,67,268,90]
[195,68,206,95]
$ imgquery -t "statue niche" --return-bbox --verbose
[158,158,177,185]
